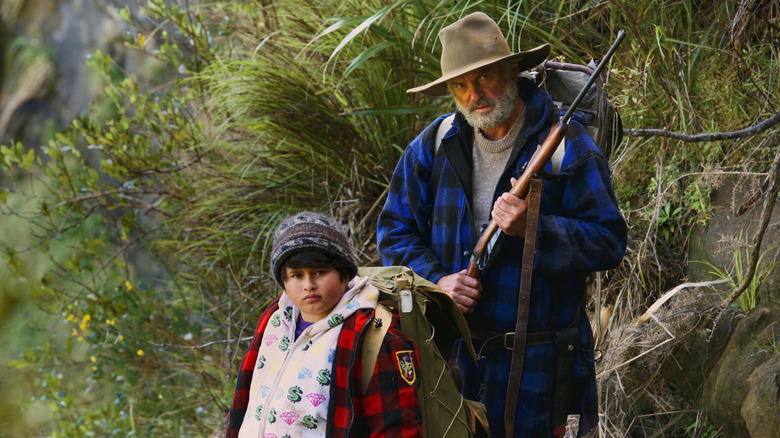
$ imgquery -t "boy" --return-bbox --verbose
[226,211,423,438]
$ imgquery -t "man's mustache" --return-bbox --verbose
[467,97,495,113]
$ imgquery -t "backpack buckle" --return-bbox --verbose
[504,332,515,349]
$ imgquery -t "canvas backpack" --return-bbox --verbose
[358,265,490,438]
[529,59,624,164]
[436,59,623,173]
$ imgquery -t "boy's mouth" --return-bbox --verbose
[303,294,320,302]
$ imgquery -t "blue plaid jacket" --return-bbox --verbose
[377,78,627,437]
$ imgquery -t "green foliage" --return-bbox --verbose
[757,324,780,356]
[673,412,722,437]
[693,234,778,313]
[657,201,683,243]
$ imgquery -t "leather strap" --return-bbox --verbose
[472,329,555,358]
[504,177,543,437]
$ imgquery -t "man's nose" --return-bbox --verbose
[468,85,483,102]
[303,275,316,291]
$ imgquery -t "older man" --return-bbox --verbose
[377,12,627,438]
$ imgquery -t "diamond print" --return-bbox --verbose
[298,367,312,379]
[280,412,299,425]
[307,393,326,407]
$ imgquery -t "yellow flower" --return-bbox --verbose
[118,334,124,341]
[79,314,91,331]
[137,349,144,356]
[92,366,98,372]
[125,281,133,292]
[71,328,78,337]
[90,356,96,363]
[78,336,84,342]
[105,318,115,326]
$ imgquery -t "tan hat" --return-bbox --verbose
[407,12,550,96]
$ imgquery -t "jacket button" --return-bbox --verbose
[463,250,471,257]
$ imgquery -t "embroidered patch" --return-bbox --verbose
[396,350,416,385]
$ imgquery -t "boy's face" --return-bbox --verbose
[283,266,349,323]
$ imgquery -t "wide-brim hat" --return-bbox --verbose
[407,12,550,96]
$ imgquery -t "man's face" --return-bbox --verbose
[283,266,349,323]
[447,62,518,130]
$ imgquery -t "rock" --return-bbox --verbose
[687,175,780,302]
[664,307,742,400]
[702,305,780,437]
[741,354,780,438]
[679,174,780,437]
[0,0,139,146]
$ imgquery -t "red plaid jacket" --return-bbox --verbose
[226,295,423,437]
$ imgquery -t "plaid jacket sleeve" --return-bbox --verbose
[359,312,423,437]
[377,114,453,284]
[330,310,423,438]
[225,296,281,438]
[534,120,627,273]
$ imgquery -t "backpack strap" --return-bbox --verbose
[360,303,393,394]
[435,114,455,155]
[551,137,566,173]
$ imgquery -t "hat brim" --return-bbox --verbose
[407,44,551,97]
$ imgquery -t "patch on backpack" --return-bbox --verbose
[395,350,416,385]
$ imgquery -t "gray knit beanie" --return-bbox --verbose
[270,211,359,286]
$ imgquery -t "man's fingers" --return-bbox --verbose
[453,269,482,291]
[451,294,478,314]
[498,192,525,209]
[438,270,482,313]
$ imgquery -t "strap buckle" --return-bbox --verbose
[503,332,515,349]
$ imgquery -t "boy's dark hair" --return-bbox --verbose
[280,249,355,283]
[270,211,359,285]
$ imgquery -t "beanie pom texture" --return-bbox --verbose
[270,211,358,285]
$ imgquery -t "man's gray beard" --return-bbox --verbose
[456,80,519,130]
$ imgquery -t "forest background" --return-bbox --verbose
[0,0,778,436]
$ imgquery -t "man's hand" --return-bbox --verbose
[437,270,482,314]
[492,177,528,237]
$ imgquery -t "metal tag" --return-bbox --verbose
[400,290,413,313]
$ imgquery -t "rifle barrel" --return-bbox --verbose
[561,29,627,124]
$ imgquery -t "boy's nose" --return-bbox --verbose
[303,276,316,291]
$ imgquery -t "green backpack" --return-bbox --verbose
[529,59,624,162]
[358,266,490,438]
